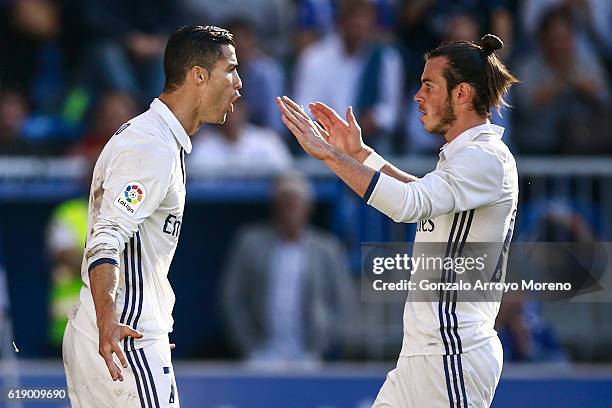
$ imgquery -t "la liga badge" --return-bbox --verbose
[114,181,147,217]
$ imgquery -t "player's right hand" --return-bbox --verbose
[309,102,372,161]
[98,320,143,382]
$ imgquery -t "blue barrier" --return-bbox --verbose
[1,363,611,408]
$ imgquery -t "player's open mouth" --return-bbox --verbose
[227,93,241,113]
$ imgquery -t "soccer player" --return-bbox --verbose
[277,34,518,408]
[62,25,241,407]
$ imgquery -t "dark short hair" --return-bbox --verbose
[163,25,235,92]
[425,34,518,118]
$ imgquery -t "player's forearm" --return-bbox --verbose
[323,148,376,198]
[380,163,419,183]
[89,263,120,326]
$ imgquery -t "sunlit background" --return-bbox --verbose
[0,0,611,407]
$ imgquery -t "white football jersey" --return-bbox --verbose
[366,123,519,356]
[71,98,191,351]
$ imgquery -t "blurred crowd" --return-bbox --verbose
[1,0,610,364]
[1,0,611,162]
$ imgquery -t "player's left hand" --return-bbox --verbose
[276,96,333,161]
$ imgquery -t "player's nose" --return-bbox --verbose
[414,89,424,104]
[234,72,243,90]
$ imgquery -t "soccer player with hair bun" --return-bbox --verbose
[278,34,518,408]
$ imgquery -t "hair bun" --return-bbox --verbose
[480,34,503,55]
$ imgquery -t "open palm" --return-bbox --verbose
[309,102,365,157]
[276,96,332,161]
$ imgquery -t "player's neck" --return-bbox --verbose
[158,92,199,136]
[443,114,488,143]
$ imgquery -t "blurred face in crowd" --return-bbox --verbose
[541,16,575,67]
[414,57,457,135]
[0,91,27,139]
[274,182,313,240]
[198,44,242,125]
[95,92,138,137]
[230,25,256,63]
[12,0,59,40]
[340,5,375,54]
[446,14,480,42]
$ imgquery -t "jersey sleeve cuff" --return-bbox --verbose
[366,172,415,222]
[88,258,119,272]
[364,171,381,203]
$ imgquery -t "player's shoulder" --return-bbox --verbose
[461,133,514,169]
[108,110,177,158]
[443,142,507,188]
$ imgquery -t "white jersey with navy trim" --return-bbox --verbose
[70,98,191,351]
[365,123,518,357]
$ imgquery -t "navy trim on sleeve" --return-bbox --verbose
[364,171,381,203]
[88,258,119,272]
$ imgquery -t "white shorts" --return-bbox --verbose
[373,338,503,408]
[62,321,179,408]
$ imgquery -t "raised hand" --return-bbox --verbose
[309,102,371,161]
[276,96,333,161]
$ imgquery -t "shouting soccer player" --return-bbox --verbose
[278,34,518,408]
[62,25,241,407]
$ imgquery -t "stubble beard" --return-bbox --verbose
[428,96,456,135]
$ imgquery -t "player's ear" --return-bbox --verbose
[190,66,209,85]
[456,83,472,106]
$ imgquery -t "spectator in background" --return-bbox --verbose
[291,0,397,64]
[396,0,442,90]
[189,100,293,174]
[74,0,186,104]
[0,0,82,153]
[69,91,139,161]
[294,0,337,56]
[515,6,610,154]
[0,0,64,113]
[0,90,36,155]
[520,0,611,64]
[183,0,292,57]
[496,200,600,363]
[496,295,568,362]
[46,197,87,349]
[293,0,403,154]
[397,0,515,91]
[222,173,353,366]
[225,19,285,133]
